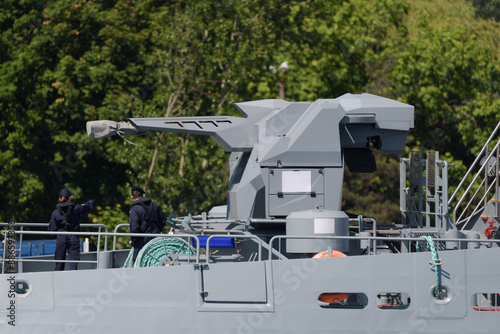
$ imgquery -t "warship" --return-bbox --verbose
[1,93,499,333]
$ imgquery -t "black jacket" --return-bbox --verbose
[48,200,95,232]
[129,198,165,245]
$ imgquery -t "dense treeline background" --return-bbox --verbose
[1,0,499,235]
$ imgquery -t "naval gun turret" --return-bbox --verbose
[87,93,414,224]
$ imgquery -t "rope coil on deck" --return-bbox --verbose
[416,235,442,296]
[123,237,195,268]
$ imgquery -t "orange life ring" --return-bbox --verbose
[318,293,349,304]
[312,250,346,259]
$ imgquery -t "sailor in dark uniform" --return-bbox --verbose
[129,186,165,263]
[48,188,94,271]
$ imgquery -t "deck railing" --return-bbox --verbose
[1,227,200,273]
[448,121,500,228]
[1,221,496,275]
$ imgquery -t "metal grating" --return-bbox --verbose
[426,151,436,189]
[343,148,377,173]
[409,150,421,187]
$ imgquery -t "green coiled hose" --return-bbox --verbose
[123,237,195,268]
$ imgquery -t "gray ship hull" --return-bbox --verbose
[2,247,499,333]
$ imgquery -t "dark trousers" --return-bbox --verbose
[132,246,142,263]
[54,234,80,271]
[131,238,146,263]
[131,236,153,263]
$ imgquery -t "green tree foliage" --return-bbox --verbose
[1,0,156,227]
[387,0,500,202]
[471,0,500,21]
[0,0,499,231]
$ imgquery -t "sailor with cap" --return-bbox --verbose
[129,186,165,263]
[48,188,95,271]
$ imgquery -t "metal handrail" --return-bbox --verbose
[268,234,488,260]
[0,222,110,258]
[1,230,201,271]
[450,127,500,224]
[456,174,488,224]
[1,226,493,274]
[113,223,130,250]
[458,176,497,230]
[449,121,500,204]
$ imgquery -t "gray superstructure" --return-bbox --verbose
[1,93,499,333]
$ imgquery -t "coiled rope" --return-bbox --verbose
[123,237,195,268]
[416,235,442,296]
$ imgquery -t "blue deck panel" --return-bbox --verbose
[0,239,82,257]
[191,236,236,248]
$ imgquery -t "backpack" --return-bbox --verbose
[56,202,75,230]
[138,200,157,233]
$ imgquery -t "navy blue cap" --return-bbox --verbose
[131,186,145,195]
[59,188,74,197]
